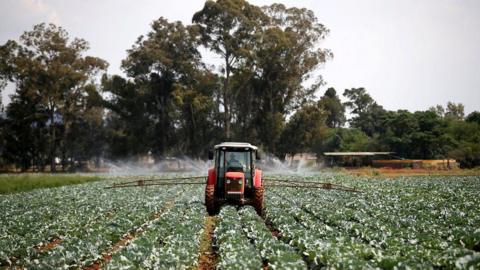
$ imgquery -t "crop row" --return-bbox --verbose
[0,179,205,269]
[264,175,480,269]
[215,205,307,269]
[1,173,479,269]
[106,187,205,269]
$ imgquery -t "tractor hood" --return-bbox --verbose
[225,171,244,179]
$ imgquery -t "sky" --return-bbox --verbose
[1,0,479,114]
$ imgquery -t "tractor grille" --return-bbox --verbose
[225,177,243,200]
[226,178,242,191]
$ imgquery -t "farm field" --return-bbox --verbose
[1,173,479,269]
[0,174,101,194]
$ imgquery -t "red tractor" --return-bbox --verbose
[205,142,264,216]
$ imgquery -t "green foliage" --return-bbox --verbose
[107,199,205,269]
[278,104,328,157]
[193,0,268,139]
[103,18,220,159]
[313,128,376,156]
[0,174,100,194]
[339,88,479,167]
[0,23,107,171]
[238,206,307,269]
[216,206,263,270]
[1,5,479,170]
[445,101,465,120]
[266,174,480,269]
[344,87,387,136]
[0,176,204,268]
[466,111,480,125]
[194,0,331,151]
[445,120,480,168]
[318,88,346,128]
[0,173,479,268]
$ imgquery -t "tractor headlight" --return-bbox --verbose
[226,179,231,184]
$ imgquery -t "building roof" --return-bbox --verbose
[214,142,258,150]
[323,152,394,156]
[285,152,317,160]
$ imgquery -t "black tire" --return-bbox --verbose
[253,186,264,217]
[205,185,217,215]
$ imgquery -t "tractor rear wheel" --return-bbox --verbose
[253,186,264,217]
[205,185,217,215]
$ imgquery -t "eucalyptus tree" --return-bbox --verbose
[193,0,267,139]
[105,18,219,159]
[278,103,328,159]
[343,87,386,136]
[318,88,346,128]
[194,1,332,153]
[0,23,107,171]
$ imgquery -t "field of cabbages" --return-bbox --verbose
[1,174,479,269]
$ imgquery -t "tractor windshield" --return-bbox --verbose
[218,150,252,180]
[226,151,250,172]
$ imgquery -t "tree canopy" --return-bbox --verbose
[0,1,479,171]
[0,23,107,171]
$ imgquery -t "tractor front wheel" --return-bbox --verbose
[205,185,217,215]
[253,187,264,217]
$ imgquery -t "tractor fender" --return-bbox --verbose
[207,168,216,185]
[253,169,262,188]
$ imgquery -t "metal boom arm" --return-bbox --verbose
[105,176,206,189]
[263,178,360,193]
[104,176,360,193]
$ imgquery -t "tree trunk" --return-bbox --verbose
[189,104,197,156]
[62,117,71,172]
[49,107,57,172]
[223,53,231,139]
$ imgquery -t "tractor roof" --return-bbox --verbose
[214,142,258,150]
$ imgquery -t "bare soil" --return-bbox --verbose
[197,216,218,270]
[35,237,62,253]
[83,234,133,270]
[265,220,282,239]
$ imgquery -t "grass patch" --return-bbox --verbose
[0,174,102,194]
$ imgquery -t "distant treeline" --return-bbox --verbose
[0,0,479,171]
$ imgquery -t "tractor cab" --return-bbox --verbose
[206,142,264,215]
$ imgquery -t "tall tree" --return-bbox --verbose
[318,88,345,128]
[343,88,386,136]
[193,0,267,139]
[105,18,219,159]
[123,18,202,158]
[446,119,480,167]
[466,111,480,125]
[380,110,419,158]
[428,104,445,117]
[445,101,465,120]
[172,70,222,157]
[343,87,375,115]
[2,86,49,171]
[0,23,107,171]
[278,104,328,159]
[63,84,106,169]
[251,3,331,154]
[102,75,151,158]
